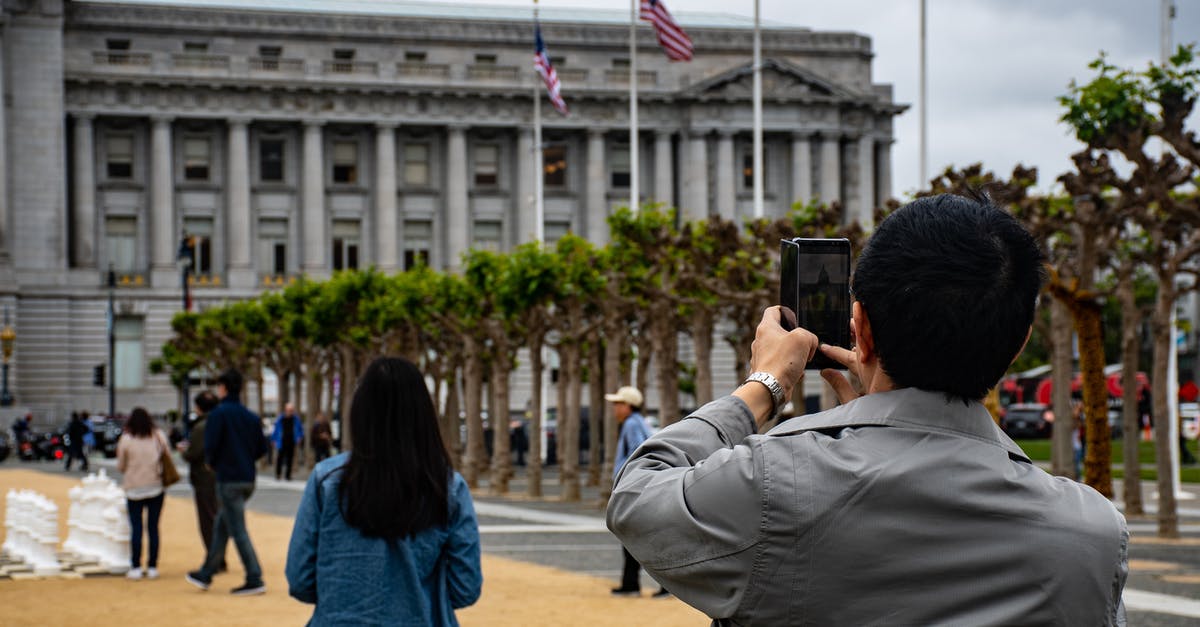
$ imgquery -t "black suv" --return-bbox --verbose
[1002,403,1053,439]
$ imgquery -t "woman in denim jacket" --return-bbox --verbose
[286,357,482,625]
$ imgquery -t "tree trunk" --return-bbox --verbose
[556,353,568,475]
[306,364,324,454]
[488,356,513,494]
[600,325,623,504]
[690,309,715,406]
[1071,298,1112,497]
[462,341,487,488]
[1050,299,1076,479]
[587,334,604,487]
[560,342,582,501]
[441,368,462,468]
[527,336,544,498]
[1118,274,1145,516]
[654,316,681,427]
[635,333,652,397]
[1151,289,1180,538]
[255,365,266,421]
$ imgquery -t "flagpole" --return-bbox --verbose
[918,0,927,186]
[534,1,545,243]
[752,0,763,219]
[630,0,640,214]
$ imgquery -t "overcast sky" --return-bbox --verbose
[463,0,1200,198]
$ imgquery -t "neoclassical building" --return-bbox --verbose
[0,0,903,418]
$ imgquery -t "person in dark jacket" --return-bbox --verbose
[271,403,303,480]
[185,369,269,596]
[178,390,225,572]
[64,412,91,472]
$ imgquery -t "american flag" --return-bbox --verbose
[640,0,693,62]
[534,24,569,116]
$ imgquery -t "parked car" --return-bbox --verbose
[1001,403,1054,439]
[89,414,124,458]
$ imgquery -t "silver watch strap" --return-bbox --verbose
[745,371,785,416]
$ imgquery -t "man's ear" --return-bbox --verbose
[852,301,875,365]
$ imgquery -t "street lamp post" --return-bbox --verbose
[1,306,15,407]
[177,233,194,421]
[107,266,116,418]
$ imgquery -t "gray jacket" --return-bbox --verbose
[607,388,1128,626]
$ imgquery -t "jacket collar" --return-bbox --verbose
[770,387,1030,462]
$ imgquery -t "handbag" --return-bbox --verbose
[158,434,181,487]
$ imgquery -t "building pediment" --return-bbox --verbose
[682,58,860,103]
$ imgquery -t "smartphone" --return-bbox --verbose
[780,238,852,370]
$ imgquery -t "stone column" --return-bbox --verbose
[515,126,536,244]
[819,134,841,207]
[71,114,96,268]
[857,135,876,228]
[876,139,893,205]
[791,132,813,206]
[226,118,254,287]
[445,125,469,270]
[150,116,175,282]
[585,129,607,246]
[301,120,327,277]
[374,122,399,272]
[715,130,736,221]
[683,130,708,222]
[0,31,8,266]
[653,130,673,208]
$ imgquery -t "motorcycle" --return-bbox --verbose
[17,429,66,462]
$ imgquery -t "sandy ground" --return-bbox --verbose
[0,469,707,626]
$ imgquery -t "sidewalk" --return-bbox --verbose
[0,467,705,627]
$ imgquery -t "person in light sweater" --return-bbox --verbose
[116,407,171,580]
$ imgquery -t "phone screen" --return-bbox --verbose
[780,238,851,370]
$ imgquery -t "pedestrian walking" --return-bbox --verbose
[309,413,333,463]
[287,357,482,625]
[271,402,303,480]
[185,369,270,596]
[64,412,91,472]
[116,407,169,580]
[177,390,226,572]
[606,385,668,598]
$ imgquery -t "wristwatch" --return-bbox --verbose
[744,372,786,418]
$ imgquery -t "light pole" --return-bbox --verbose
[177,233,194,421]
[1,306,15,407]
[107,266,116,418]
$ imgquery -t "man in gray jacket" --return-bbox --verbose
[607,194,1128,626]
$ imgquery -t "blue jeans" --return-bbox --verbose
[127,493,164,569]
[200,482,262,584]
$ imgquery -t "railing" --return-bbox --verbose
[171,53,231,71]
[556,68,588,85]
[248,57,305,73]
[396,62,451,79]
[465,64,520,82]
[322,60,379,76]
[91,51,152,66]
[604,69,657,88]
[186,274,223,287]
[259,274,296,288]
[113,273,147,287]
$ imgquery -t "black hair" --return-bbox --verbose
[193,390,219,414]
[851,193,1045,402]
[126,407,154,438]
[217,369,243,400]
[338,357,451,540]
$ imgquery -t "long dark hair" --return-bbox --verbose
[125,407,154,438]
[338,357,451,540]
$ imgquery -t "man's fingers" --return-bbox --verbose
[819,343,857,369]
[821,369,859,405]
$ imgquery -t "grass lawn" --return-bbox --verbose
[1014,437,1200,483]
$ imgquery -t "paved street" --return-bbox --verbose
[18,453,1200,624]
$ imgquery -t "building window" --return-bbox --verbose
[544,145,567,188]
[183,137,211,181]
[405,51,427,62]
[258,218,288,277]
[332,220,360,271]
[610,144,630,188]
[474,53,497,65]
[332,140,358,184]
[106,39,130,51]
[114,317,144,390]
[106,135,134,180]
[259,138,285,182]
[474,144,499,186]
[473,221,502,252]
[742,151,765,189]
[612,58,630,69]
[331,48,355,73]
[404,143,430,186]
[545,221,571,245]
[105,216,138,273]
[258,45,283,70]
[183,217,213,275]
[404,220,432,269]
[183,41,208,53]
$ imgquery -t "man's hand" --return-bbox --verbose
[819,344,863,404]
[175,440,190,452]
[749,307,819,394]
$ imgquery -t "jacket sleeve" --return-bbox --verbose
[181,421,205,465]
[204,412,223,468]
[286,468,322,604]
[445,474,483,609]
[605,395,764,620]
[116,435,128,474]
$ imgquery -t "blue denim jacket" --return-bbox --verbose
[286,453,483,626]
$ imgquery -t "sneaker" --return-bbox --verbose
[146,568,160,580]
[611,586,640,597]
[185,570,212,591]
[126,567,142,580]
[652,588,672,599]
[231,582,266,596]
